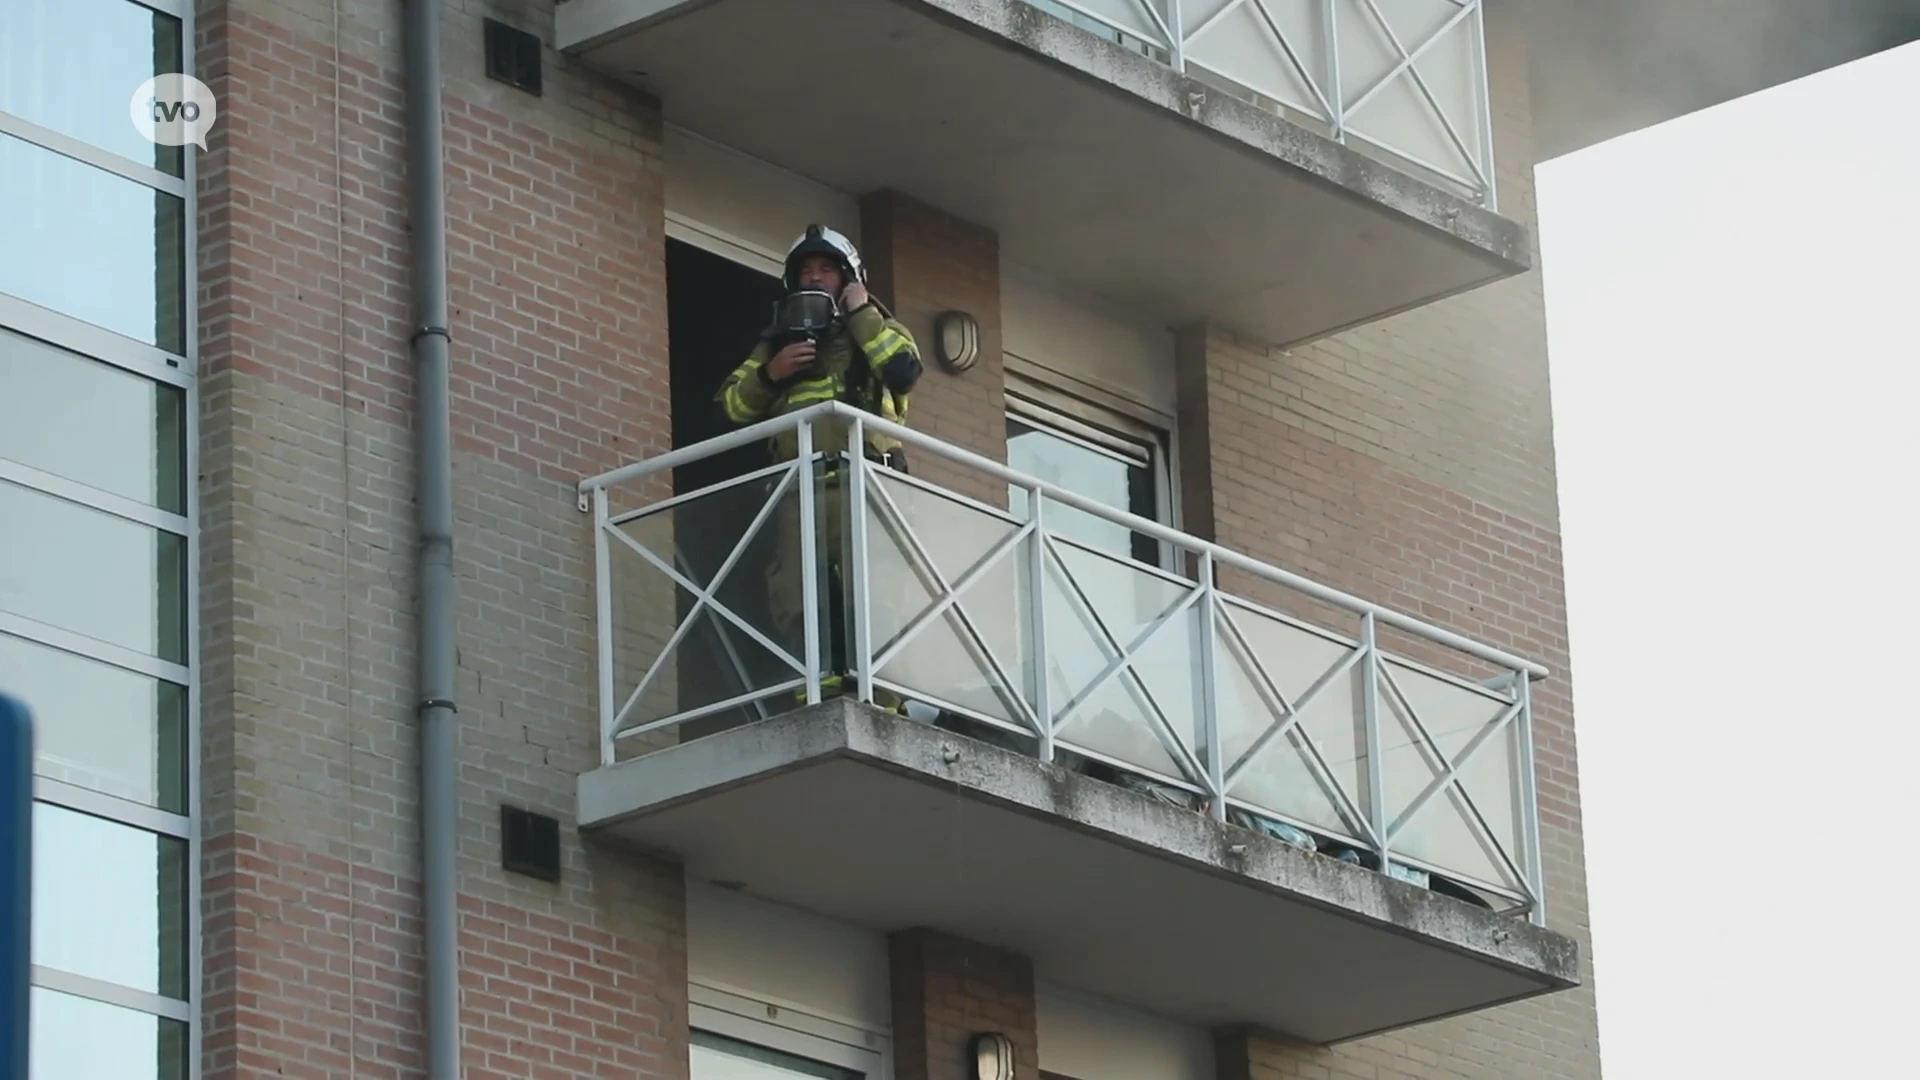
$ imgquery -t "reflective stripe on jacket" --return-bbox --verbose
[716,303,918,462]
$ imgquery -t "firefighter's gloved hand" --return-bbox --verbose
[766,340,816,382]
[840,281,870,313]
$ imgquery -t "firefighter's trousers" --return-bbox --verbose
[764,474,903,710]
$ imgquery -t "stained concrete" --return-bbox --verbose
[556,0,1531,351]
[578,699,1580,1044]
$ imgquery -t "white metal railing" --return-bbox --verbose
[579,403,1547,923]
[1026,0,1497,208]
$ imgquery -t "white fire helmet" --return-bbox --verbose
[782,224,865,292]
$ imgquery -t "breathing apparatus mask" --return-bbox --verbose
[767,288,841,351]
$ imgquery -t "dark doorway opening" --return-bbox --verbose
[665,237,791,739]
[668,237,784,490]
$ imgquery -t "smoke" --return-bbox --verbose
[1522,0,1920,159]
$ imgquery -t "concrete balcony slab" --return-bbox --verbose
[578,699,1580,1044]
[557,0,1532,349]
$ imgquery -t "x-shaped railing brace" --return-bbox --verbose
[1214,609,1380,848]
[863,474,1042,734]
[1377,663,1530,891]
[605,465,806,740]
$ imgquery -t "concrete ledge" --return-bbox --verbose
[581,700,1580,1043]
[914,0,1531,270]
[557,0,1532,351]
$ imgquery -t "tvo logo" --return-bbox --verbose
[130,74,218,150]
[151,99,203,124]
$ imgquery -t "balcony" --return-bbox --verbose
[572,403,1579,1044]
[555,0,1531,349]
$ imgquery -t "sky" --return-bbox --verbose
[1537,38,1920,1079]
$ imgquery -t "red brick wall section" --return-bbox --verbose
[859,190,1008,507]
[204,833,687,1080]
[203,833,426,1079]
[195,0,670,487]
[1173,324,1215,544]
[890,929,1041,1080]
[196,3,687,1080]
[442,98,672,488]
[458,878,689,1080]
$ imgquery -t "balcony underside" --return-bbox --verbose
[579,700,1579,1045]
[557,0,1531,349]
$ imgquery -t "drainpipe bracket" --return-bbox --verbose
[417,697,459,716]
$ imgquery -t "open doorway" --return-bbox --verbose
[665,237,792,738]
[668,237,784,489]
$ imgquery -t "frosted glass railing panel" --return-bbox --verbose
[600,465,811,758]
[866,471,1034,729]
[582,405,1546,921]
[1216,599,1369,840]
[1016,0,1497,205]
[1046,539,1205,788]
[1379,658,1526,891]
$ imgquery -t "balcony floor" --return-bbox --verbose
[579,699,1579,1044]
[558,0,1531,349]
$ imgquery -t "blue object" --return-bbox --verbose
[1,693,31,1080]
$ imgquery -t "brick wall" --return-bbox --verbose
[1173,325,1216,544]
[1196,20,1558,533]
[1172,7,1601,1079]
[891,929,1041,1080]
[191,3,1592,1080]
[197,2,686,1079]
[860,190,1009,508]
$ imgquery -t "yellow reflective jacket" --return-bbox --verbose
[716,302,917,463]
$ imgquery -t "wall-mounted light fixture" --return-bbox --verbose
[967,1032,1015,1080]
[934,310,980,374]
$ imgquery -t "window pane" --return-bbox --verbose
[0,0,185,175]
[0,326,186,512]
[29,985,188,1080]
[0,633,186,812]
[1007,418,1153,560]
[0,133,187,353]
[692,1031,863,1080]
[32,804,189,999]
[0,481,186,663]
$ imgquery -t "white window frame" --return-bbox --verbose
[1,0,201,1070]
[667,211,788,280]
[690,982,892,1080]
[1004,362,1179,569]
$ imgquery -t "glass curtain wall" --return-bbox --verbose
[0,1,196,1077]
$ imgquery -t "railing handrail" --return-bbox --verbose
[578,402,1549,680]
[1021,0,1496,208]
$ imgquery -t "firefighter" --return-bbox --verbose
[716,225,924,701]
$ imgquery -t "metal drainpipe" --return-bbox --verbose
[403,1,458,1077]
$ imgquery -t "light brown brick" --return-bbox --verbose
[892,930,1040,1080]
